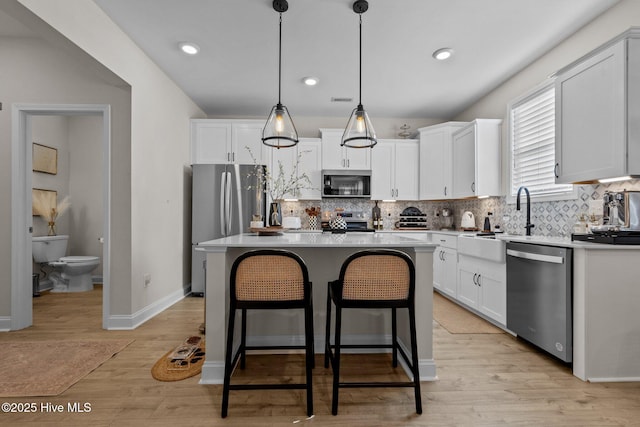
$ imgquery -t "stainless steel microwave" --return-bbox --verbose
[322,170,371,198]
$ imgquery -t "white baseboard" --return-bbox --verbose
[588,376,640,382]
[106,286,189,330]
[0,316,11,332]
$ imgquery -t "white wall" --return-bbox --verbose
[68,115,103,275]
[454,0,640,196]
[209,115,441,139]
[0,32,131,318]
[31,116,70,238]
[16,0,206,319]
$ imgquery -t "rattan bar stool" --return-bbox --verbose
[324,249,422,415]
[221,249,314,418]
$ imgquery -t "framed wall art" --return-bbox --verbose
[32,188,57,216]
[33,143,58,175]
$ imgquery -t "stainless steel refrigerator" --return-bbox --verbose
[191,163,265,295]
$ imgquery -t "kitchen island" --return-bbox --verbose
[196,232,437,384]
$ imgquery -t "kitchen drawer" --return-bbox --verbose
[431,233,458,249]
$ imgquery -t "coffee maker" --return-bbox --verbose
[573,191,640,244]
[600,190,640,231]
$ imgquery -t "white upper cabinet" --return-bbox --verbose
[191,119,267,165]
[266,137,322,200]
[296,138,322,200]
[320,129,371,170]
[452,119,502,198]
[418,122,468,200]
[371,139,419,201]
[232,122,268,165]
[555,30,640,183]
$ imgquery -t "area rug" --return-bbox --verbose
[433,292,503,334]
[151,340,205,382]
[0,339,133,397]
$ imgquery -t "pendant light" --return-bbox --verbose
[262,0,299,149]
[342,0,377,148]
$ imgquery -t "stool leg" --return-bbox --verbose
[240,308,247,369]
[392,307,398,368]
[221,306,236,418]
[409,303,422,414]
[305,302,314,416]
[331,305,342,416]
[309,294,315,369]
[324,286,332,369]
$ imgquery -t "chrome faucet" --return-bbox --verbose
[516,186,534,236]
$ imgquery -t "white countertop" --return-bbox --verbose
[196,231,438,250]
[495,234,640,250]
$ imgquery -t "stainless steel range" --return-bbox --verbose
[321,211,374,233]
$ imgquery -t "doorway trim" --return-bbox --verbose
[11,103,111,330]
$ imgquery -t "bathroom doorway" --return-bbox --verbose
[11,104,111,330]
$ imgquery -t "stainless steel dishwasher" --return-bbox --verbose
[506,242,573,362]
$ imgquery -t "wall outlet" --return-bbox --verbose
[143,273,151,288]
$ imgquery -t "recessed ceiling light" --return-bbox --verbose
[432,48,453,61]
[179,42,200,55]
[302,76,319,86]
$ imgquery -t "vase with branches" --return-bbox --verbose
[246,147,314,226]
[32,193,71,236]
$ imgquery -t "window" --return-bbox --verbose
[509,83,574,201]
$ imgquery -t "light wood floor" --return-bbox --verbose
[1,288,639,426]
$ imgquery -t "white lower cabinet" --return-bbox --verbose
[457,254,506,325]
[432,233,458,298]
[434,247,457,298]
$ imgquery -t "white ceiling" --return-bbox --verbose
[19,0,624,119]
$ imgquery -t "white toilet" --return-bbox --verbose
[32,235,100,292]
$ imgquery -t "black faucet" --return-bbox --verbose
[516,186,534,236]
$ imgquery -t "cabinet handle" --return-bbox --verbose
[477,274,482,287]
[473,273,478,285]
[232,152,235,162]
[471,182,475,193]
[441,251,445,261]
[554,163,559,178]
[444,186,447,196]
[347,159,350,168]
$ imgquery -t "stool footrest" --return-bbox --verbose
[244,345,307,351]
[230,384,308,391]
[339,381,417,388]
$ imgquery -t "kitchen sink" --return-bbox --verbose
[457,234,506,262]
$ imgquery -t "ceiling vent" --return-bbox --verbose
[331,97,353,103]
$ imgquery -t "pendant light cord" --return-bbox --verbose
[358,13,362,106]
[278,13,283,105]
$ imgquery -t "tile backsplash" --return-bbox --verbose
[283,180,640,237]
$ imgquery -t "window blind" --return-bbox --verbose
[510,86,573,197]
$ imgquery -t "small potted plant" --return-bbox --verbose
[305,206,321,230]
[246,147,314,226]
[32,193,71,236]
